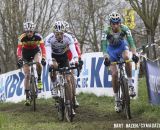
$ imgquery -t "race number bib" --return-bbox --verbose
[126,30,132,36]
[101,32,107,40]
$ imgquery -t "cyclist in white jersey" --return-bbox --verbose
[45,21,79,101]
[63,21,83,108]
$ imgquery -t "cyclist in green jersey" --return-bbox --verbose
[101,12,139,112]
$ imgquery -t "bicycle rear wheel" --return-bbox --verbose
[121,78,131,119]
[30,76,37,112]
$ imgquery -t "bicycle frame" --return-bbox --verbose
[111,59,132,119]
[51,65,79,122]
[23,61,38,111]
[56,71,67,102]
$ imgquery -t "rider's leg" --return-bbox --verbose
[71,69,79,107]
[107,40,130,112]
[122,50,136,97]
[110,65,122,112]
[66,73,76,115]
[34,52,43,89]
[50,59,59,98]
[23,64,31,105]
[110,65,119,101]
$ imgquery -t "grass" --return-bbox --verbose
[0,77,160,130]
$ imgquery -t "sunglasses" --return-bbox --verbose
[55,32,63,37]
[25,31,33,33]
[111,22,120,25]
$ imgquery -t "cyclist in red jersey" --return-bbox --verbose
[17,21,46,105]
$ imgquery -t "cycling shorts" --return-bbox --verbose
[22,47,40,62]
[107,40,129,62]
[52,52,69,68]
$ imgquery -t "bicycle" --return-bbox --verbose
[110,59,133,119]
[50,65,80,122]
[70,60,83,109]
[23,60,38,112]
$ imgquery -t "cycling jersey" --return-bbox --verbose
[67,42,81,61]
[101,24,136,53]
[17,32,46,59]
[45,33,78,65]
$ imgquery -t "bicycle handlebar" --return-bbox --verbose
[23,61,38,66]
[110,59,139,70]
[53,66,78,72]
[111,59,133,65]
[50,65,81,77]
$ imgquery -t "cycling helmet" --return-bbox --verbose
[63,21,69,32]
[54,21,65,32]
[109,12,121,23]
[23,21,35,32]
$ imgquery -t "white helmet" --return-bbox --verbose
[23,21,35,32]
[63,21,69,32]
[54,21,65,32]
[109,12,121,23]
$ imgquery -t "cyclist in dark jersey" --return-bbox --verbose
[17,21,46,105]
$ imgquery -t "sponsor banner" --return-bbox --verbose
[76,52,139,97]
[0,52,139,103]
[0,67,52,103]
[76,52,112,96]
[145,59,160,105]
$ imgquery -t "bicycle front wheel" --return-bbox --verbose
[121,78,131,119]
[30,76,37,112]
[64,83,74,122]
[57,97,65,121]
[70,73,76,110]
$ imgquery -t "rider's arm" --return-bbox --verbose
[101,33,108,53]
[44,33,54,65]
[17,42,22,59]
[75,42,81,58]
[101,27,109,58]
[39,40,46,58]
[70,33,81,59]
[66,34,78,60]
[17,34,24,59]
[69,44,78,59]
[122,25,136,54]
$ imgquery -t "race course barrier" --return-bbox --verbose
[0,52,139,103]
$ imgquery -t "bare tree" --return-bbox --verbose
[63,0,110,52]
[127,0,160,59]
[0,0,62,73]
[63,0,131,53]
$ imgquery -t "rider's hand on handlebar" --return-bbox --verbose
[49,64,58,72]
[78,59,83,70]
[41,58,46,66]
[104,57,111,66]
[70,57,79,66]
[132,54,139,64]
[49,59,58,72]
[17,58,23,68]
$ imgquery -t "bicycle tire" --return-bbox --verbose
[57,97,65,121]
[70,74,76,110]
[121,78,131,119]
[64,83,73,122]
[30,76,37,112]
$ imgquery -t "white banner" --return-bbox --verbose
[0,52,139,103]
